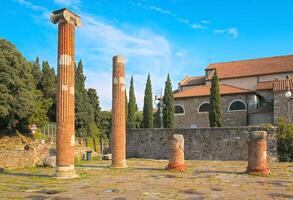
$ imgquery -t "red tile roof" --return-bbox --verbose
[273,78,293,92]
[179,76,206,86]
[206,55,293,80]
[256,81,274,91]
[174,84,252,99]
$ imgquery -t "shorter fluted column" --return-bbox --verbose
[166,134,186,171]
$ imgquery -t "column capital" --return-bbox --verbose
[51,8,81,27]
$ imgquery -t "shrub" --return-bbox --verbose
[277,118,293,162]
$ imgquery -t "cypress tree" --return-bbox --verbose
[75,60,93,140]
[163,74,174,128]
[32,57,42,88]
[209,69,222,127]
[142,73,153,128]
[40,61,57,122]
[128,76,137,128]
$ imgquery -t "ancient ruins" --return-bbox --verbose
[51,8,81,178]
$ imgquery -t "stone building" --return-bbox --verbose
[174,55,293,128]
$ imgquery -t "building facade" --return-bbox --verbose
[174,55,293,128]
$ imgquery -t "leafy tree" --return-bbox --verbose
[128,76,137,128]
[99,111,112,139]
[277,118,293,162]
[0,39,36,131]
[163,74,174,128]
[209,69,222,127]
[143,73,153,128]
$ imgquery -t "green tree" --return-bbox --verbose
[99,111,112,139]
[75,60,93,140]
[31,57,42,88]
[209,69,222,127]
[40,60,57,122]
[163,74,174,128]
[153,104,162,128]
[142,73,153,128]
[128,76,137,128]
[0,39,36,132]
[277,118,293,162]
[87,88,101,151]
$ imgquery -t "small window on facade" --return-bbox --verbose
[174,105,184,114]
[198,102,210,112]
[229,100,246,111]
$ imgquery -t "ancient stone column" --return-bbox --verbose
[50,8,81,178]
[166,134,186,171]
[111,55,127,168]
[246,131,271,176]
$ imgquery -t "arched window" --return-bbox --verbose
[198,102,210,113]
[174,105,185,115]
[229,100,246,111]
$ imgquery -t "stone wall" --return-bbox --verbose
[174,94,249,128]
[248,112,273,125]
[0,142,95,169]
[126,127,278,161]
[274,91,293,123]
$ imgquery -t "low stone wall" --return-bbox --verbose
[0,143,96,169]
[126,126,278,161]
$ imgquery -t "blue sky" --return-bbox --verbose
[1,0,293,110]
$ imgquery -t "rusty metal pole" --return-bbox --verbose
[51,8,81,178]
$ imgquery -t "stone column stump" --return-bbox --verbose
[166,134,186,171]
[111,55,127,168]
[50,8,81,179]
[246,131,271,176]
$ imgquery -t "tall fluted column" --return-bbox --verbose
[111,55,127,168]
[51,8,81,178]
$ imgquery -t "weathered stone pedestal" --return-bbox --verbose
[51,8,81,179]
[246,131,271,176]
[166,134,186,171]
[111,55,127,168]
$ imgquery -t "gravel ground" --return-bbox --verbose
[0,159,292,200]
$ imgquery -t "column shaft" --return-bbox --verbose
[111,55,127,168]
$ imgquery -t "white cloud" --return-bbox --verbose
[201,20,210,24]
[214,28,239,38]
[54,0,80,7]
[75,13,174,109]
[190,24,204,30]
[14,0,46,11]
[149,6,172,15]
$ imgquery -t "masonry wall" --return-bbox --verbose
[174,94,249,128]
[126,127,278,161]
[274,91,293,123]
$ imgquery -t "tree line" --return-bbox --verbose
[0,39,111,145]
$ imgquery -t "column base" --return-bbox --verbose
[55,165,78,179]
[246,167,271,176]
[111,159,127,169]
[165,163,186,171]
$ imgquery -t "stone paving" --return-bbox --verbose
[0,159,292,200]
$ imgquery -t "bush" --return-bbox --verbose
[277,118,293,162]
